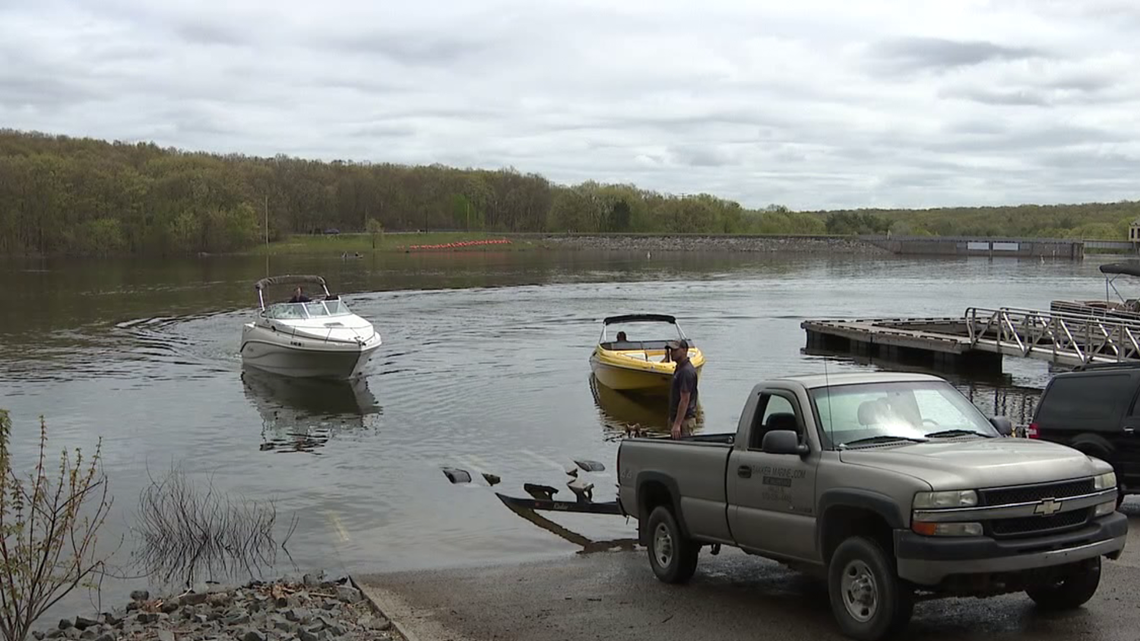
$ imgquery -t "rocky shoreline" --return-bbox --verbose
[536,234,888,255]
[36,577,398,641]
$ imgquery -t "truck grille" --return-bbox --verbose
[989,508,1091,539]
[978,478,1094,506]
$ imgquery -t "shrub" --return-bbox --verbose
[0,410,113,641]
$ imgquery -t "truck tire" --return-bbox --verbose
[1026,557,1101,610]
[827,537,913,641]
[646,505,699,584]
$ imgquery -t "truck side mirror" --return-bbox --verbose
[762,430,809,456]
[989,416,1013,437]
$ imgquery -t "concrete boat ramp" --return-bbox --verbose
[803,306,1140,370]
[357,509,1140,641]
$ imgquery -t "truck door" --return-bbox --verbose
[726,389,819,561]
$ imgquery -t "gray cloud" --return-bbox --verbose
[668,145,737,168]
[944,87,1051,106]
[0,74,101,110]
[868,37,1046,73]
[173,20,247,47]
[0,0,1138,209]
[1042,73,1115,93]
[316,30,499,67]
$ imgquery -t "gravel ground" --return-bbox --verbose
[35,577,399,641]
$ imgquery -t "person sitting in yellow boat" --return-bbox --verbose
[615,330,674,362]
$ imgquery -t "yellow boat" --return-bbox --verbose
[588,314,704,394]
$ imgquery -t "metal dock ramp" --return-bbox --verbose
[803,307,1140,369]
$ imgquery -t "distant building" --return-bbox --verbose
[1131,218,1140,243]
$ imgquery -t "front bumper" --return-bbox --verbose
[895,512,1128,586]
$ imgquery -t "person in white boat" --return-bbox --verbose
[289,286,311,303]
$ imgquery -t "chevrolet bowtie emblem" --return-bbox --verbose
[1034,498,1062,516]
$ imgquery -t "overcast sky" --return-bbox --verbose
[1,0,1138,210]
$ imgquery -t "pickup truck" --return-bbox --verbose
[616,372,1127,641]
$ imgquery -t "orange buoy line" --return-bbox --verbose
[403,239,512,251]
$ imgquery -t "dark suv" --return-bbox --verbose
[1028,362,1140,504]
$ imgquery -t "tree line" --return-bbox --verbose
[815,204,1140,240]
[0,130,1136,256]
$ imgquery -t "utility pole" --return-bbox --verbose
[264,194,269,247]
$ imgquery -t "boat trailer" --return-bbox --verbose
[442,458,624,516]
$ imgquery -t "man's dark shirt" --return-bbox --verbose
[669,360,699,422]
[289,294,311,303]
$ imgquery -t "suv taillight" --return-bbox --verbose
[1027,422,1040,439]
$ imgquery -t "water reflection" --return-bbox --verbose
[590,375,704,437]
[241,368,382,453]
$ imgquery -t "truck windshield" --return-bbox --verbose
[809,381,999,449]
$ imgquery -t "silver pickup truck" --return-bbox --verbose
[616,372,1127,641]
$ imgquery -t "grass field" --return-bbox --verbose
[252,232,535,255]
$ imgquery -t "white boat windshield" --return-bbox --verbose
[264,299,352,320]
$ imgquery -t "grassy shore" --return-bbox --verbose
[252,232,535,255]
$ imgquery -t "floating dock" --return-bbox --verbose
[803,306,1140,370]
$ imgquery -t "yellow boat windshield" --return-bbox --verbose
[600,318,691,352]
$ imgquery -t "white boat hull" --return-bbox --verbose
[240,324,381,379]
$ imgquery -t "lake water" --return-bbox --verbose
[0,250,1116,615]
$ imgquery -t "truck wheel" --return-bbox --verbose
[828,537,913,641]
[646,506,699,584]
[1026,558,1101,610]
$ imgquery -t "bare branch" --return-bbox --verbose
[132,465,292,590]
[0,411,114,641]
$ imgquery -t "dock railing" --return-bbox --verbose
[966,306,1140,365]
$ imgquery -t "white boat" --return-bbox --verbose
[240,275,381,379]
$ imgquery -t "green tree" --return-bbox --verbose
[2,129,1140,256]
[366,217,384,249]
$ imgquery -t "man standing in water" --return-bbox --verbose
[668,339,698,439]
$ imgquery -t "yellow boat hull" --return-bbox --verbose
[589,346,704,394]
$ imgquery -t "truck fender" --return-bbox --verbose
[635,472,689,544]
[816,489,906,555]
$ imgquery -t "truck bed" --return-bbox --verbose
[618,433,735,543]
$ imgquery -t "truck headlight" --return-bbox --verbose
[1094,472,1117,491]
[912,521,984,537]
[913,490,978,509]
